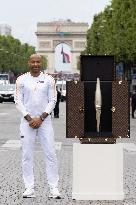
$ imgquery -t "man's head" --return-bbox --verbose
[28,54,42,76]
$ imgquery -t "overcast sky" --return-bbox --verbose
[0,0,111,47]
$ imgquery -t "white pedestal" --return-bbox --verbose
[72,143,124,200]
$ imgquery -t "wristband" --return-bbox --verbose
[24,114,32,122]
[40,113,48,121]
[40,116,45,121]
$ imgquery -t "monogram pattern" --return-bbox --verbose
[79,138,116,144]
[66,80,129,144]
[66,81,84,138]
[112,81,130,138]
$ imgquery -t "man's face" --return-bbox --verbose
[28,56,41,74]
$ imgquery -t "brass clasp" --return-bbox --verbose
[79,106,84,113]
[111,106,116,112]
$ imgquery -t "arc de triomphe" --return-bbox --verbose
[36,20,88,73]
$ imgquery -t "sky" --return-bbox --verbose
[0,0,111,47]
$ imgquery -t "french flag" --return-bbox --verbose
[61,46,70,63]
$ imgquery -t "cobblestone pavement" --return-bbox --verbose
[0,102,136,205]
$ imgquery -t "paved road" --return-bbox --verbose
[0,102,136,205]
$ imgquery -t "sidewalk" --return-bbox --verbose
[0,102,136,205]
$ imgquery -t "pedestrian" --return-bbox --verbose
[54,86,61,118]
[15,54,61,199]
[131,90,136,118]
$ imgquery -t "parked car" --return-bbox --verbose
[0,73,10,85]
[0,84,15,103]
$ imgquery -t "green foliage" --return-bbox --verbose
[0,36,35,75]
[85,0,136,67]
[41,55,47,70]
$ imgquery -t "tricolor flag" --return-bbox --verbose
[61,46,70,63]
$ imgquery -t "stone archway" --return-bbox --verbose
[36,19,88,73]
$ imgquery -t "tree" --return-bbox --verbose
[41,55,47,70]
[85,0,136,68]
[0,36,35,75]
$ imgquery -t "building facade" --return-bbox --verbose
[36,19,88,73]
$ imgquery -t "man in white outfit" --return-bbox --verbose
[15,54,61,199]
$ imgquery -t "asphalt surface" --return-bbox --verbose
[0,102,136,205]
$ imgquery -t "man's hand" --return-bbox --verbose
[29,118,42,129]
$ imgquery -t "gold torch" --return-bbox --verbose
[95,78,102,132]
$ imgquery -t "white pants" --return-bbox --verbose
[20,118,59,189]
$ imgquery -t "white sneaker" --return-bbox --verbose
[49,187,61,199]
[23,188,36,198]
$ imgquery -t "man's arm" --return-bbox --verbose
[43,76,57,115]
[15,77,42,128]
[14,77,30,118]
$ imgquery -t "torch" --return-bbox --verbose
[95,78,102,132]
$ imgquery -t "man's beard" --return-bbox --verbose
[32,67,40,73]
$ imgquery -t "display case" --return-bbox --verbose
[66,55,130,143]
